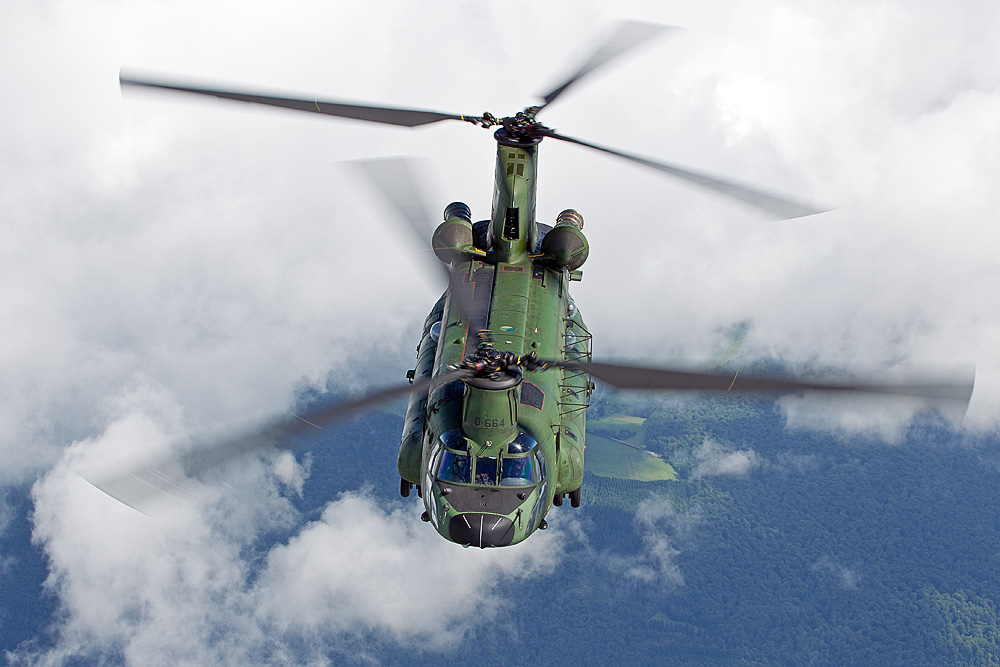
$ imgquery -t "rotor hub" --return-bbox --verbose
[451,347,528,390]
[472,107,553,145]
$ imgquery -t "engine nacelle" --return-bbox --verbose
[432,201,474,265]
[540,209,589,271]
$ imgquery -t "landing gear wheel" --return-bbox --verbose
[570,487,581,508]
[416,484,423,499]
[553,493,563,507]
[400,478,412,498]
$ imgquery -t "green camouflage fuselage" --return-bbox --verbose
[398,130,591,547]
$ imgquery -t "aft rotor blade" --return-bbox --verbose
[354,158,438,249]
[88,368,473,511]
[537,21,675,110]
[353,157,479,325]
[120,73,480,128]
[546,132,829,220]
[549,360,975,404]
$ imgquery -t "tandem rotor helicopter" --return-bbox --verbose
[107,21,973,548]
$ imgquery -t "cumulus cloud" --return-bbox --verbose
[569,1,1000,428]
[16,407,567,665]
[271,450,311,498]
[256,493,562,647]
[0,0,997,490]
[3,0,1000,661]
[624,497,699,588]
[777,383,978,442]
[692,440,762,478]
[2,0,998,494]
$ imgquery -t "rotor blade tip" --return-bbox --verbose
[781,205,837,221]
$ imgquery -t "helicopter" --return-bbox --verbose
[109,21,974,548]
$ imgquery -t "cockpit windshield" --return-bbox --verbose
[500,455,538,486]
[475,456,498,485]
[435,430,543,488]
[437,450,471,484]
[506,432,537,454]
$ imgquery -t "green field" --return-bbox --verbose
[585,414,676,481]
[588,414,645,434]
[584,433,677,481]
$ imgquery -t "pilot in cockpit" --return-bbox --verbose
[453,456,470,481]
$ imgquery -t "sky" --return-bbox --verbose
[3,0,1000,662]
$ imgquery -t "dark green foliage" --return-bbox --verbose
[276,394,1000,666]
[581,471,681,512]
[920,588,1000,665]
[408,395,1000,666]
[549,396,1000,666]
[10,390,1000,666]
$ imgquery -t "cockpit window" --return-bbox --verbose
[437,450,471,484]
[440,429,469,452]
[438,430,542,487]
[506,432,537,454]
[475,457,498,486]
[500,455,537,486]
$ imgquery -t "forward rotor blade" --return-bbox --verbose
[120,73,478,128]
[547,132,829,220]
[537,21,675,110]
[188,367,474,471]
[88,368,473,511]
[186,373,456,472]
[550,360,975,404]
[353,157,478,324]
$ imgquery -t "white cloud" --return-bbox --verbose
[17,400,566,664]
[2,0,998,484]
[3,0,1000,659]
[271,450,311,498]
[255,493,562,648]
[692,440,762,478]
[624,497,699,588]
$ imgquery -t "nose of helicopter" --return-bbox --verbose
[448,512,516,548]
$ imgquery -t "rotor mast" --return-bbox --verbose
[488,122,542,264]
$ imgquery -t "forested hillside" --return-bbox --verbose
[305,393,1000,666]
[558,394,1000,666]
[3,392,998,665]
